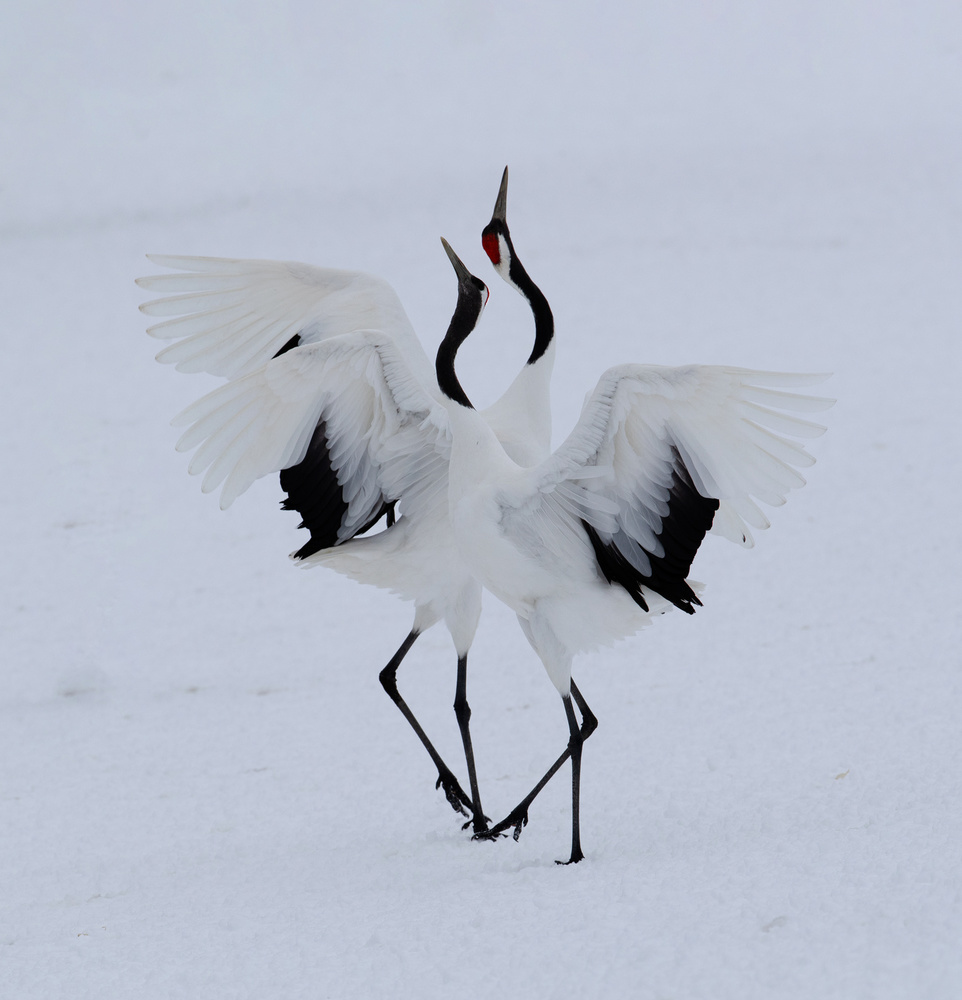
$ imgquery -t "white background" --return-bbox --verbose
[2,2,960,997]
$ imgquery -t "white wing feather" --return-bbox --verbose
[532,364,832,550]
[170,331,449,523]
[136,255,431,383]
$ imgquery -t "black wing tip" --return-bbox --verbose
[282,493,396,560]
[582,520,708,616]
[272,334,302,359]
[581,447,719,615]
[279,416,394,559]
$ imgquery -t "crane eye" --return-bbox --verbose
[473,277,489,308]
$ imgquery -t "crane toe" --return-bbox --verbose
[434,771,472,818]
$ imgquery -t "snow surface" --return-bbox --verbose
[3,2,961,997]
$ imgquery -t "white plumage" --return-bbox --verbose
[142,256,423,382]
[433,238,833,863]
[139,170,832,865]
[136,171,554,834]
[448,363,830,682]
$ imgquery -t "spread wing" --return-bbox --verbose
[170,331,450,557]
[516,364,833,612]
[136,255,432,384]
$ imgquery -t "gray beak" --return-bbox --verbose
[440,237,473,284]
[490,165,509,224]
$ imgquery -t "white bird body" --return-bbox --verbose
[427,244,832,864]
[443,363,829,693]
[138,220,553,830]
[298,325,554,645]
[147,263,552,613]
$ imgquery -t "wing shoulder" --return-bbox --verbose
[171,331,450,551]
[547,363,832,538]
[519,363,832,611]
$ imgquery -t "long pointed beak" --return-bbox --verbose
[489,165,509,224]
[440,237,473,284]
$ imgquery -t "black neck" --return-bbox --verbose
[436,291,480,409]
[501,229,554,366]
[517,269,553,366]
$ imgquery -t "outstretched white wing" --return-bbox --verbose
[137,255,432,383]
[510,364,832,611]
[171,331,450,552]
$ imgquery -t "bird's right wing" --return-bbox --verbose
[511,364,832,611]
[170,331,450,553]
[137,255,432,383]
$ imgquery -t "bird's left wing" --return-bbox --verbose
[137,255,430,383]
[518,364,832,611]
[170,331,450,552]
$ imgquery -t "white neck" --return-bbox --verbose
[481,338,555,466]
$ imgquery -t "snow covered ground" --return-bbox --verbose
[3,2,961,996]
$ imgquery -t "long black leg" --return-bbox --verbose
[559,695,586,864]
[453,653,489,834]
[476,679,597,855]
[378,630,473,819]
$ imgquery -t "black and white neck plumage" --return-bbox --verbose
[477,166,555,466]
[436,238,489,410]
[481,166,553,367]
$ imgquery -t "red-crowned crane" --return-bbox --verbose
[434,240,832,864]
[135,172,551,835]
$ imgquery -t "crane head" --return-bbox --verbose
[440,238,489,315]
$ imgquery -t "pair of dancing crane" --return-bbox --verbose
[138,168,831,864]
